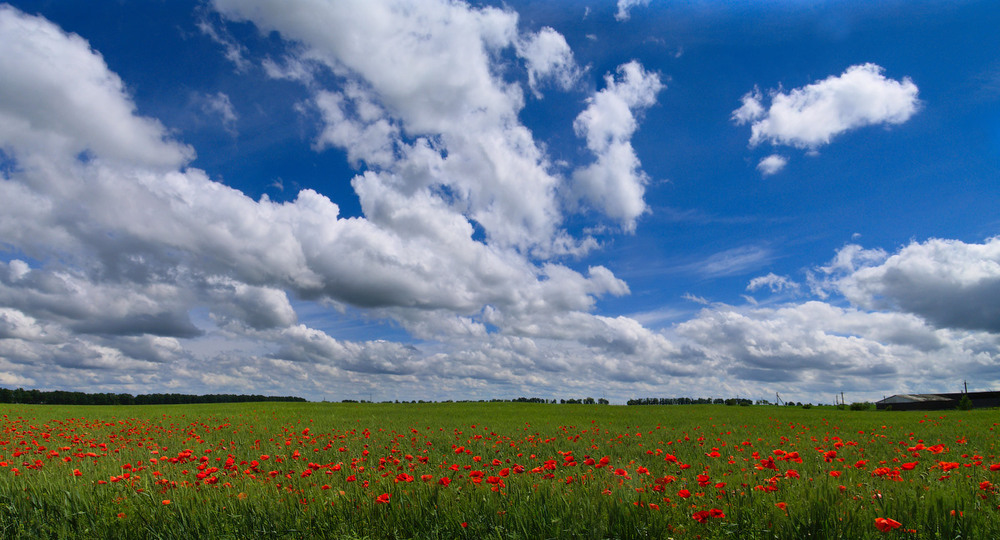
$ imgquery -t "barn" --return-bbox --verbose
[875,391,1000,411]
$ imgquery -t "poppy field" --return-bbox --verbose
[0,402,998,539]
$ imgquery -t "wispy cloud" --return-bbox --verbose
[691,245,776,279]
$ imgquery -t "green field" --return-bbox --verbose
[0,402,996,539]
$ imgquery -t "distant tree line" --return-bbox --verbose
[340,397,610,405]
[627,397,754,406]
[0,387,306,406]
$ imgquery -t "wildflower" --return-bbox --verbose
[678,489,691,498]
[375,493,390,504]
[161,500,171,505]
[875,517,902,532]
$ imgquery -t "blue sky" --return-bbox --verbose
[0,0,999,403]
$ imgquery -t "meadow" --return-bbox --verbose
[0,401,996,539]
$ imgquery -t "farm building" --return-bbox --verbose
[875,391,1000,411]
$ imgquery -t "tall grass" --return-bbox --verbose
[0,402,995,538]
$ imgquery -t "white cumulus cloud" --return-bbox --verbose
[816,238,1000,333]
[516,26,582,97]
[571,61,663,231]
[756,154,787,176]
[735,63,919,149]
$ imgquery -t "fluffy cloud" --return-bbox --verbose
[756,154,787,176]
[816,238,1000,333]
[571,61,663,231]
[0,2,660,398]
[615,0,651,22]
[734,63,919,149]
[0,6,194,169]
[674,301,996,394]
[214,0,594,255]
[516,27,582,97]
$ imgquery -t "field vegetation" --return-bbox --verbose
[0,401,996,539]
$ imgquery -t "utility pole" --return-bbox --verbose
[964,380,968,394]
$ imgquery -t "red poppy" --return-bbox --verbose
[375,493,390,504]
[875,517,902,532]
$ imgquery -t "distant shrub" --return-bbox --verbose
[801,403,812,409]
[957,394,973,410]
[849,402,873,411]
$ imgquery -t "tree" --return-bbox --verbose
[957,394,973,410]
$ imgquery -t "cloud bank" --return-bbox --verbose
[0,3,996,403]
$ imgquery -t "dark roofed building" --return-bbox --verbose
[876,391,1000,411]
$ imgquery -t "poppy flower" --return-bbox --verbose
[875,517,902,532]
[375,493,390,504]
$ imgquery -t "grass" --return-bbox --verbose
[0,402,995,538]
